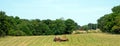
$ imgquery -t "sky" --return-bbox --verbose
[0,0,120,26]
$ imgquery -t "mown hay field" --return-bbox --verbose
[0,33,120,46]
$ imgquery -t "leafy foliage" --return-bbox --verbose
[0,11,79,36]
[0,11,9,36]
[98,5,120,34]
[80,23,97,30]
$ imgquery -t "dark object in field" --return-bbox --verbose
[54,36,60,42]
[54,36,69,42]
[60,37,69,41]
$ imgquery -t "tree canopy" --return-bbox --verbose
[98,5,120,34]
[0,11,79,36]
[80,23,97,30]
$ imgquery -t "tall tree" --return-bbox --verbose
[0,11,9,36]
[98,5,120,33]
[65,19,77,34]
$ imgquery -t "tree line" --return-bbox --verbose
[98,5,120,34]
[80,23,97,30]
[1,5,120,37]
[0,11,79,36]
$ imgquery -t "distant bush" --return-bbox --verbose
[8,30,26,36]
[87,29,102,33]
[72,30,87,34]
[111,26,120,34]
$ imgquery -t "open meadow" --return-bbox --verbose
[0,33,120,46]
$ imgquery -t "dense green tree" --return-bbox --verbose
[31,19,42,35]
[112,5,120,13]
[17,19,32,35]
[98,5,120,34]
[42,19,53,34]
[30,19,51,35]
[54,19,66,35]
[65,19,77,34]
[0,11,79,36]
[0,11,10,36]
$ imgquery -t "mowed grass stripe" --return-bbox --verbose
[24,36,37,46]
[0,37,11,46]
[20,37,34,46]
[39,36,52,46]
[27,36,42,46]
[35,36,49,46]
[27,36,41,46]
[43,36,53,46]
[28,36,49,46]
[2,37,19,46]
[1,37,16,46]
[0,33,120,46]
[8,37,27,46]
[16,36,34,46]
[33,36,46,46]
[13,37,27,46]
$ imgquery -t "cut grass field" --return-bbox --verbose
[0,33,120,46]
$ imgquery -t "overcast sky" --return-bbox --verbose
[0,0,120,26]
